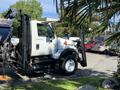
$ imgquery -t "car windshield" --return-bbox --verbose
[95,36,104,43]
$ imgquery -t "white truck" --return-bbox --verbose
[0,9,87,75]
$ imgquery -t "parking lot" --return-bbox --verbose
[75,52,118,77]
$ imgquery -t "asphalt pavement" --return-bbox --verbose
[76,52,118,77]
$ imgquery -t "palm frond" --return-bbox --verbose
[106,32,120,45]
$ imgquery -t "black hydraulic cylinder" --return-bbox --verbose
[80,26,87,67]
[18,11,31,71]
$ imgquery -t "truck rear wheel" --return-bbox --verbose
[60,55,77,75]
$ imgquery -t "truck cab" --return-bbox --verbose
[30,20,76,59]
[0,9,87,76]
[31,20,56,56]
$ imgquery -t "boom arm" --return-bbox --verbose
[4,8,17,19]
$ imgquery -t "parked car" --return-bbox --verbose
[84,41,96,51]
[69,37,80,45]
[108,42,119,55]
[70,37,96,51]
[69,37,80,41]
[90,43,109,52]
[90,36,110,53]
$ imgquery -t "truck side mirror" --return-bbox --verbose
[48,30,55,39]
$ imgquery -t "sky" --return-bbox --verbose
[40,0,59,18]
[0,0,59,18]
[0,0,119,22]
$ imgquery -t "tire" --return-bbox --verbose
[60,55,78,75]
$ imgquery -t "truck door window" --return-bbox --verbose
[37,24,47,36]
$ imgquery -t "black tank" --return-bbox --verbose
[0,26,12,44]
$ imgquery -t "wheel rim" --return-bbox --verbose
[65,59,75,72]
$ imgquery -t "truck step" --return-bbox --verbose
[32,61,53,68]
[30,58,55,74]
[32,64,54,74]
[32,58,54,65]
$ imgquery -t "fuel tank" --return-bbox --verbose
[0,26,12,44]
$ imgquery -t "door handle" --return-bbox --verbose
[36,44,39,50]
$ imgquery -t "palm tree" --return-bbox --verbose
[54,0,120,77]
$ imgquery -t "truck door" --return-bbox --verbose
[31,21,55,56]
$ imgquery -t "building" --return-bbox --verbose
[45,17,59,22]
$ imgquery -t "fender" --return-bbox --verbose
[59,48,79,60]
[59,48,87,67]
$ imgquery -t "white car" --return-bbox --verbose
[90,35,109,52]
[69,37,80,45]
[90,43,109,52]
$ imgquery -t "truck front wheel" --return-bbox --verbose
[60,55,78,75]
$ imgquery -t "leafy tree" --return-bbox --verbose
[2,0,43,35]
[10,0,42,20]
[55,0,120,41]
[55,0,120,80]
[0,13,2,18]
[54,20,80,37]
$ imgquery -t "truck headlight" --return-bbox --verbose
[11,37,19,46]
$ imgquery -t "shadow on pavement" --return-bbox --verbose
[53,69,113,79]
[73,69,113,77]
[87,50,118,56]
[0,69,114,89]
[0,68,114,89]
[0,68,112,80]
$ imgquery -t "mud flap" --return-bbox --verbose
[79,27,87,67]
